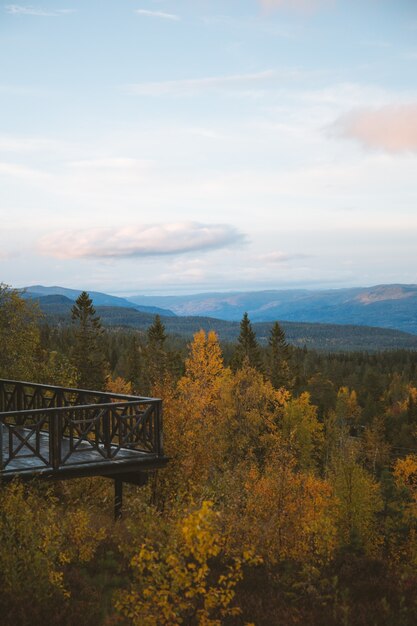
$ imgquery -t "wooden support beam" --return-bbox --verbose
[114,478,123,521]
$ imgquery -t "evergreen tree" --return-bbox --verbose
[232,312,262,370]
[267,321,293,390]
[147,314,167,348]
[125,334,142,392]
[144,315,169,392]
[71,291,107,390]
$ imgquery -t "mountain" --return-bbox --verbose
[127,284,417,334]
[30,295,417,353]
[23,285,176,317]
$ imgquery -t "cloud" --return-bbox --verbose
[0,250,18,260]
[38,222,245,259]
[68,157,152,170]
[125,70,275,96]
[259,251,309,263]
[0,135,57,152]
[0,161,50,181]
[332,104,417,153]
[259,251,292,263]
[5,5,74,16]
[135,9,180,21]
[258,0,330,11]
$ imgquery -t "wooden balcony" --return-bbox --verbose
[0,379,168,516]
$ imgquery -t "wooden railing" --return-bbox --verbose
[0,379,163,472]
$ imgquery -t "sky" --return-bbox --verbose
[1,0,417,295]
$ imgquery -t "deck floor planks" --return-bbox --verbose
[0,425,154,476]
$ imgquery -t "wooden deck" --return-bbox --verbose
[0,379,168,484]
[0,425,166,481]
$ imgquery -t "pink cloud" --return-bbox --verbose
[38,222,245,259]
[333,104,417,153]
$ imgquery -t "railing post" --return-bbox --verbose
[16,383,25,425]
[16,383,24,411]
[49,409,60,470]
[0,419,3,470]
[155,400,163,456]
[104,407,111,458]
[0,380,4,412]
[52,390,65,469]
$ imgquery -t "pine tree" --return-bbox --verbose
[126,334,142,392]
[232,312,262,370]
[144,315,169,392]
[147,314,167,348]
[267,321,293,390]
[71,291,107,390]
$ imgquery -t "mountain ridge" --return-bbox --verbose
[126,284,417,334]
[22,285,176,317]
[22,283,417,344]
[26,292,417,353]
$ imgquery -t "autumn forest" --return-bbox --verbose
[2,284,417,625]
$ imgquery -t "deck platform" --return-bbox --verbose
[0,380,168,513]
[0,425,166,481]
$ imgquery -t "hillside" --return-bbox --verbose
[127,284,417,334]
[23,285,176,317]
[32,294,417,353]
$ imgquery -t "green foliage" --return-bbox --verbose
[35,293,417,352]
[125,334,143,391]
[0,284,42,380]
[147,314,167,347]
[143,315,169,393]
[267,321,294,390]
[232,312,262,370]
[71,291,108,389]
[0,481,107,626]
[330,446,383,555]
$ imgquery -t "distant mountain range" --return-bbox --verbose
[22,285,176,317]
[19,285,417,353]
[127,284,417,335]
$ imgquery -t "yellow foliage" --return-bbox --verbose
[394,455,417,498]
[106,375,133,395]
[165,331,232,491]
[114,501,259,625]
[178,330,231,418]
[393,454,417,523]
[0,482,68,604]
[335,386,362,425]
[330,453,383,555]
[226,446,337,565]
[0,480,108,621]
[225,360,288,466]
[281,392,324,470]
[408,386,417,404]
[60,508,107,563]
[159,335,289,504]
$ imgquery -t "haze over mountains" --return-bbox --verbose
[23,285,176,317]
[127,284,417,335]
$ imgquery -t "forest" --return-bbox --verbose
[2,283,417,625]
